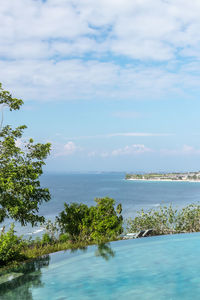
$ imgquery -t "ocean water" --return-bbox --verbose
[2,233,200,299]
[3,172,200,236]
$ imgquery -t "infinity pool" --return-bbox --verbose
[1,233,200,299]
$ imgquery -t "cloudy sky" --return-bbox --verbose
[1,0,200,172]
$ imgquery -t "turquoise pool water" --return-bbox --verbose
[1,233,200,299]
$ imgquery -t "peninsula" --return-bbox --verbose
[125,172,200,182]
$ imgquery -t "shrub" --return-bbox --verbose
[57,203,90,241]
[127,203,200,235]
[59,233,70,243]
[44,220,59,242]
[89,197,123,242]
[57,197,123,243]
[41,233,52,245]
[0,224,23,264]
[176,204,200,232]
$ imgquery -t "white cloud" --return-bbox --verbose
[161,145,200,155]
[88,151,97,157]
[1,0,200,61]
[63,132,172,140]
[100,152,109,158]
[86,144,152,158]
[111,144,152,156]
[182,145,195,153]
[55,141,80,156]
[108,132,171,138]
[87,144,200,158]
[1,57,200,102]
[63,142,77,155]
[51,141,200,159]
[0,1,200,102]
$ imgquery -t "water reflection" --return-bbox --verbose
[0,255,50,300]
[69,243,115,261]
[70,245,88,253]
[0,243,115,299]
[95,244,115,261]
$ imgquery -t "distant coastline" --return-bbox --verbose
[126,171,200,182]
[127,178,200,182]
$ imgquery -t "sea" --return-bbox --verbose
[3,172,200,237]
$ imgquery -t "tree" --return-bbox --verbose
[57,203,90,241]
[0,224,24,265]
[57,197,123,242]
[89,197,123,241]
[0,83,51,226]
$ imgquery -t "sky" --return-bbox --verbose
[1,0,200,172]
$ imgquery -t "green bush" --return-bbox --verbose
[44,220,59,242]
[176,204,200,232]
[59,233,70,243]
[57,203,90,241]
[89,198,123,242]
[57,197,123,243]
[127,203,200,235]
[41,233,52,245]
[0,224,23,264]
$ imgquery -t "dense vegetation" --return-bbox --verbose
[0,197,123,267]
[125,174,143,179]
[57,197,123,242]
[0,224,24,265]
[3,200,200,267]
[127,203,200,235]
[125,172,200,181]
[0,83,51,226]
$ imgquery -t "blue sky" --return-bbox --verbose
[1,0,200,172]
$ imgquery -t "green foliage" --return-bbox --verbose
[176,204,200,232]
[41,233,52,245]
[0,83,23,111]
[0,224,24,265]
[59,233,70,243]
[44,220,59,242]
[89,197,123,242]
[57,197,123,242]
[20,238,92,261]
[127,203,200,235]
[57,203,90,240]
[125,174,132,179]
[125,174,143,179]
[0,83,51,226]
